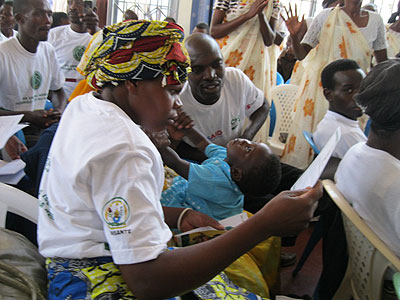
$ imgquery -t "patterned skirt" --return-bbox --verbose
[46,256,269,300]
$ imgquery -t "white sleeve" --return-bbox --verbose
[236,69,265,118]
[372,13,388,51]
[89,147,172,265]
[47,45,65,91]
[302,9,332,48]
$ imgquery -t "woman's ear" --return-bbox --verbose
[14,13,24,24]
[125,80,138,95]
[323,88,333,103]
[231,166,243,182]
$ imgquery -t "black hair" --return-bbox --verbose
[354,59,400,136]
[13,0,32,15]
[322,0,338,8]
[236,152,282,197]
[195,22,209,33]
[321,59,361,90]
[164,16,176,23]
[51,12,69,28]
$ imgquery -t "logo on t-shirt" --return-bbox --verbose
[30,71,42,90]
[231,117,241,130]
[73,45,86,61]
[102,197,130,229]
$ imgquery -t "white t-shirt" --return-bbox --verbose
[313,110,366,159]
[335,142,400,256]
[0,29,17,43]
[38,92,172,265]
[0,37,64,111]
[302,8,387,51]
[180,67,265,146]
[48,25,92,97]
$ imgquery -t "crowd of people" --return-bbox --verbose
[0,0,399,299]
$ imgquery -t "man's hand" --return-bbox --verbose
[257,181,322,237]
[180,209,224,232]
[5,135,27,160]
[246,0,269,20]
[24,109,61,128]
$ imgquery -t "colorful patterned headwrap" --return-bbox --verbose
[82,20,190,89]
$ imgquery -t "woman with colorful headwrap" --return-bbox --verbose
[37,20,322,299]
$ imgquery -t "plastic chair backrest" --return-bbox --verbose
[323,180,400,300]
[302,130,320,154]
[364,119,371,137]
[0,183,38,228]
[269,101,276,137]
[270,84,298,145]
[394,272,400,300]
[276,72,284,86]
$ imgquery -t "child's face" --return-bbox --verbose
[226,139,273,173]
[328,69,365,120]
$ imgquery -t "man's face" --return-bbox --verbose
[128,77,182,132]
[328,69,365,120]
[187,41,225,105]
[68,0,84,24]
[18,0,52,42]
[0,4,15,29]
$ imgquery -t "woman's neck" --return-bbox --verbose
[342,2,362,17]
[367,130,400,160]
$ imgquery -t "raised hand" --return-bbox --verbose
[281,3,306,36]
[246,0,269,19]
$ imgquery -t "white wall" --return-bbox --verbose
[176,0,193,34]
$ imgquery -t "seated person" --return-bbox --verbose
[157,109,281,221]
[335,59,400,257]
[38,20,322,299]
[314,59,367,159]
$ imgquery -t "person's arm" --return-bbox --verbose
[162,206,224,232]
[0,109,58,128]
[210,0,269,39]
[258,12,276,46]
[241,98,269,140]
[282,5,312,60]
[48,88,67,112]
[159,146,190,179]
[119,183,322,299]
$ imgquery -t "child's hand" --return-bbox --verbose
[143,128,171,149]
[167,108,194,141]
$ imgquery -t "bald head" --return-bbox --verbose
[185,33,225,105]
[185,33,222,62]
[123,9,138,21]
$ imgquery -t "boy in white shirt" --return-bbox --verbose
[313,59,367,159]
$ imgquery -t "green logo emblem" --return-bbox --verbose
[102,197,130,229]
[30,71,42,90]
[73,45,86,61]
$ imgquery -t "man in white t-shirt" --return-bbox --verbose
[314,59,367,159]
[178,33,269,157]
[336,59,400,257]
[0,0,66,145]
[48,0,93,98]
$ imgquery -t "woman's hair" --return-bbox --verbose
[354,59,400,136]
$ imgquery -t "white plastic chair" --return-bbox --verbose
[0,182,38,228]
[322,180,400,300]
[266,84,299,156]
